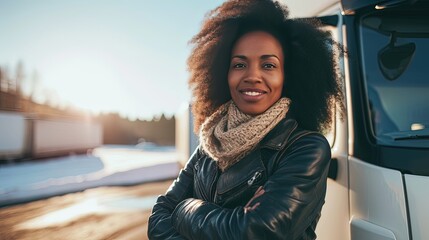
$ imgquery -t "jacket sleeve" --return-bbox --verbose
[147,148,200,239]
[171,133,331,240]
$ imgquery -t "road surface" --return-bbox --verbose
[0,180,173,240]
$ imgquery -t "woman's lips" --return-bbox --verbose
[239,88,267,101]
[242,91,263,96]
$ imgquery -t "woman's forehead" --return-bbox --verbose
[231,31,284,59]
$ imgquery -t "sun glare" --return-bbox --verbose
[0,1,227,119]
[16,195,159,230]
[40,48,133,114]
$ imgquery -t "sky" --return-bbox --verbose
[0,0,224,120]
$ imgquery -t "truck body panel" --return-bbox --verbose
[0,112,102,161]
[0,111,27,159]
[349,157,409,240]
[404,174,429,239]
[33,119,102,158]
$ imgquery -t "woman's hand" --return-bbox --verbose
[244,186,265,213]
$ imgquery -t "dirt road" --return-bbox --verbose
[0,180,173,240]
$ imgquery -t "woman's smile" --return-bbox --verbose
[239,88,267,100]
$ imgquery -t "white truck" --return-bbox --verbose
[282,0,429,239]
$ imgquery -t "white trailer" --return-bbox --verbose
[0,112,103,161]
[0,111,28,160]
[32,118,102,158]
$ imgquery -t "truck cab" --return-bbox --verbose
[281,0,429,239]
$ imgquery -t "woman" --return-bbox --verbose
[148,0,344,239]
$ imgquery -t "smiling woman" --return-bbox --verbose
[148,0,345,239]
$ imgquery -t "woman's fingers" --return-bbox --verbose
[244,186,265,212]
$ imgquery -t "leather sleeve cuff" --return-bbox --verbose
[172,198,219,237]
[172,198,199,229]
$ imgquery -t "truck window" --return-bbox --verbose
[359,11,429,148]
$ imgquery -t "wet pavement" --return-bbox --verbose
[0,145,180,206]
[0,180,173,240]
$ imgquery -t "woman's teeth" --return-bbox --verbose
[243,91,263,96]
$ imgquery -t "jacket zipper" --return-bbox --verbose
[247,171,262,186]
[209,167,219,201]
[220,170,263,202]
[214,170,264,205]
[195,174,210,200]
[194,162,210,201]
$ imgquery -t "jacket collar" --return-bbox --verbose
[259,118,298,150]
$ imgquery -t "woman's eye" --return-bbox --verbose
[263,63,276,69]
[232,63,246,69]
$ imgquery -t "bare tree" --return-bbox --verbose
[0,65,12,92]
[29,70,40,101]
[15,60,25,96]
[0,66,3,92]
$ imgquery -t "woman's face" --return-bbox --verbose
[228,31,284,115]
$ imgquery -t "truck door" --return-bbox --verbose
[343,1,429,240]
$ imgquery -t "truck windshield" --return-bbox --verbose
[359,11,429,147]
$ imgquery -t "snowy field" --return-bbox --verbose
[0,145,181,206]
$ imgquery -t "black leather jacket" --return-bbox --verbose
[148,118,331,240]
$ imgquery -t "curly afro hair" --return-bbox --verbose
[188,0,345,133]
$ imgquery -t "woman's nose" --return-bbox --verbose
[243,65,262,83]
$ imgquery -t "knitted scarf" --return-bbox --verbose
[200,97,291,172]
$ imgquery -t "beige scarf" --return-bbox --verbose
[200,97,291,172]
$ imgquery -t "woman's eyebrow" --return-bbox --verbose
[231,55,247,60]
[231,54,280,60]
[261,54,280,60]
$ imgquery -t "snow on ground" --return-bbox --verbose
[0,145,181,206]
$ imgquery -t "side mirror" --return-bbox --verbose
[378,32,416,80]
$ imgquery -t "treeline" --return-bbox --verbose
[98,113,175,146]
[1,62,175,146]
[0,62,89,118]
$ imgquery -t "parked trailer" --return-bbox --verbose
[0,112,103,161]
[0,111,28,160]
[31,118,102,159]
